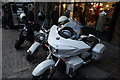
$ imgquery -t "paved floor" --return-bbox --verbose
[1,28,120,80]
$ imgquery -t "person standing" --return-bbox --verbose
[96,10,107,32]
[78,7,85,25]
[27,5,34,22]
[2,4,8,29]
[49,6,59,27]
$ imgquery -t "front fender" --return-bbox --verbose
[27,42,41,54]
[32,59,55,76]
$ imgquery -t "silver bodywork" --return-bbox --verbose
[27,42,41,54]
[48,25,90,58]
[65,56,83,75]
[92,43,106,60]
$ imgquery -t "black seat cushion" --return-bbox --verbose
[83,36,99,51]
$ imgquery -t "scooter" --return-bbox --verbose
[32,24,106,79]
[15,20,35,50]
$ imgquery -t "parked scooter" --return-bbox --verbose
[32,22,106,79]
[26,12,49,61]
[15,13,35,50]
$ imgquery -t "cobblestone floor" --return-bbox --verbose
[1,28,120,80]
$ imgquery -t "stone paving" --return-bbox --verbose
[1,28,120,80]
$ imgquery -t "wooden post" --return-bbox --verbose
[111,2,120,47]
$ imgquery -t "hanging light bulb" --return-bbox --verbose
[96,3,99,6]
[90,8,93,10]
[100,8,103,10]
[63,4,66,9]
[106,5,109,7]
[91,3,94,5]
[100,3,103,6]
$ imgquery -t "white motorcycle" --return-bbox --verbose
[26,12,49,61]
[32,24,106,79]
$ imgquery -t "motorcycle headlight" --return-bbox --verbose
[36,33,45,42]
[40,36,44,40]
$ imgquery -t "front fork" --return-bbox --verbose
[47,59,61,79]
[45,45,61,78]
[44,44,61,79]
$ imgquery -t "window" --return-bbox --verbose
[60,2,115,31]
[84,2,115,31]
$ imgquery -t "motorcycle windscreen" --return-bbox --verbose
[48,25,90,57]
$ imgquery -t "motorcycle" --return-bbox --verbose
[26,12,49,61]
[31,24,106,79]
[15,19,35,50]
[26,22,49,61]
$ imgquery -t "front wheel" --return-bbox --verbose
[32,69,50,80]
[26,52,34,61]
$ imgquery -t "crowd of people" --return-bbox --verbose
[1,3,84,35]
[1,4,58,30]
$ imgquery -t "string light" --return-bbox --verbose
[91,3,94,5]
[100,8,104,10]
[90,8,93,10]
[100,3,103,6]
[106,5,109,7]
[63,4,66,9]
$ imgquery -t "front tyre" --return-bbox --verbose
[32,69,50,80]
[26,52,34,61]
[32,76,39,80]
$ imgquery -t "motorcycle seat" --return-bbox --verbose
[83,36,99,51]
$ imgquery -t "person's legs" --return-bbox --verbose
[2,16,8,29]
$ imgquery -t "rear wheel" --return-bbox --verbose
[15,40,21,50]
